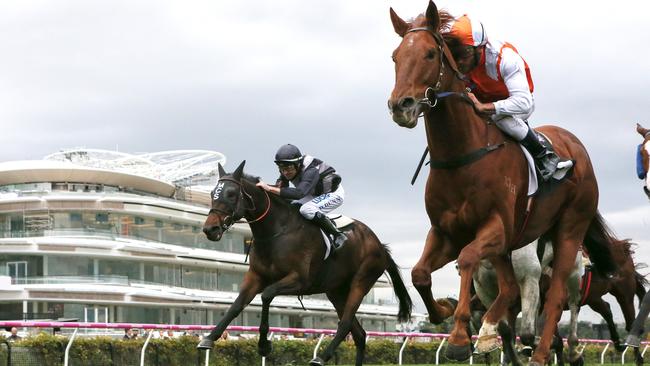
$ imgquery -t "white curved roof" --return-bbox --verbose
[44,149,225,188]
[0,160,177,197]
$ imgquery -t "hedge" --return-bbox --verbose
[0,333,642,365]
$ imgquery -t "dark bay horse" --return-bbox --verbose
[388,2,616,364]
[198,161,412,366]
[636,123,650,199]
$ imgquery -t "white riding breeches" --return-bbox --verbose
[492,105,534,141]
[297,185,345,220]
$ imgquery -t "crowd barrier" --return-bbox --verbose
[0,321,647,366]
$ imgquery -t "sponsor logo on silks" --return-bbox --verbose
[311,193,331,204]
[213,182,225,200]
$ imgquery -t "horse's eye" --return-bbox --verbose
[391,55,396,63]
[426,49,436,60]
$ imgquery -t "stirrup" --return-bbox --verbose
[332,233,347,249]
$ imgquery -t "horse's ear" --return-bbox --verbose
[390,8,409,37]
[637,123,649,138]
[232,160,246,181]
[217,163,227,177]
[425,0,440,31]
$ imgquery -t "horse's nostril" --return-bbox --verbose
[399,97,416,110]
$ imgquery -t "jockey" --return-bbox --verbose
[444,15,569,181]
[256,144,348,249]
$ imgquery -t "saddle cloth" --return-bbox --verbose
[320,214,354,259]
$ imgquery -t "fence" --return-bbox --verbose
[0,321,647,366]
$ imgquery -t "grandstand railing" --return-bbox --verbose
[0,321,646,366]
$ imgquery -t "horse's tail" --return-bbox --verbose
[634,262,648,302]
[582,212,618,276]
[382,243,413,323]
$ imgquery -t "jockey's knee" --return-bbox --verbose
[299,203,317,220]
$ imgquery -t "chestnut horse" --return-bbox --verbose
[388,2,616,364]
[636,123,650,199]
[198,161,412,366]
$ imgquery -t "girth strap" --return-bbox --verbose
[428,142,506,169]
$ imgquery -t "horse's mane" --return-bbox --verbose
[240,173,294,209]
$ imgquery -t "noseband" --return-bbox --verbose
[405,27,465,108]
[209,178,270,231]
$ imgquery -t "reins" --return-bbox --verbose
[405,26,505,184]
[211,178,271,225]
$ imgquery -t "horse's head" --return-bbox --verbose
[388,1,457,128]
[203,160,250,241]
[637,123,650,199]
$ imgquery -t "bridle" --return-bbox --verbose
[209,177,271,231]
[404,27,466,108]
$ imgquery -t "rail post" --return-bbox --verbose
[140,330,154,366]
[313,333,326,360]
[599,342,609,364]
[398,336,409,365]
[435,338,446,365]
[64,328,78,366]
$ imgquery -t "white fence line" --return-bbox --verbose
[0,321,646,365]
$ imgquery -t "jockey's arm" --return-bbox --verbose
[493,48,534,117]
[278,168,319,199]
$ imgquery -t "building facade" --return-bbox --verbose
[0,149,400,332]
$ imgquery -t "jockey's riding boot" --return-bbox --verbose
[519,128,560,181]
[312,212,347,249]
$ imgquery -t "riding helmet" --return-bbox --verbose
[274,144,303,166]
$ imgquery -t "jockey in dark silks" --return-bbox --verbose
[256,144,347,249]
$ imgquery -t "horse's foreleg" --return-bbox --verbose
[448,213,506,361]
[587,298,621,350]
[476,254,519,354]
[258,272,303,357]
[411,227,457,324]
[198,271,263,349]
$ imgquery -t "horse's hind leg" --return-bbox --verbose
[411,227,457,324]
[318,290,367,366]
[531,233,583,365]
[316,280,375,366]
[198,271,263,348]
[588,297,622,351]
[566,254,583,365]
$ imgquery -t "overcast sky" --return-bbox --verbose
[1,0,649,323]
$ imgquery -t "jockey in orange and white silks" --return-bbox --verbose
[443,15,571,181]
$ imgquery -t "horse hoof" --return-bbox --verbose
[475,334,500,354]
[446,343,472,361]
[569,356,584,366]
[309,357,325,366]
[258,340,273,357]
[519,346,533,358]
[529,362,544,366]
[625,335,641,348]
[197,338,214,349]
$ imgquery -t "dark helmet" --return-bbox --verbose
[274,144,303,166]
